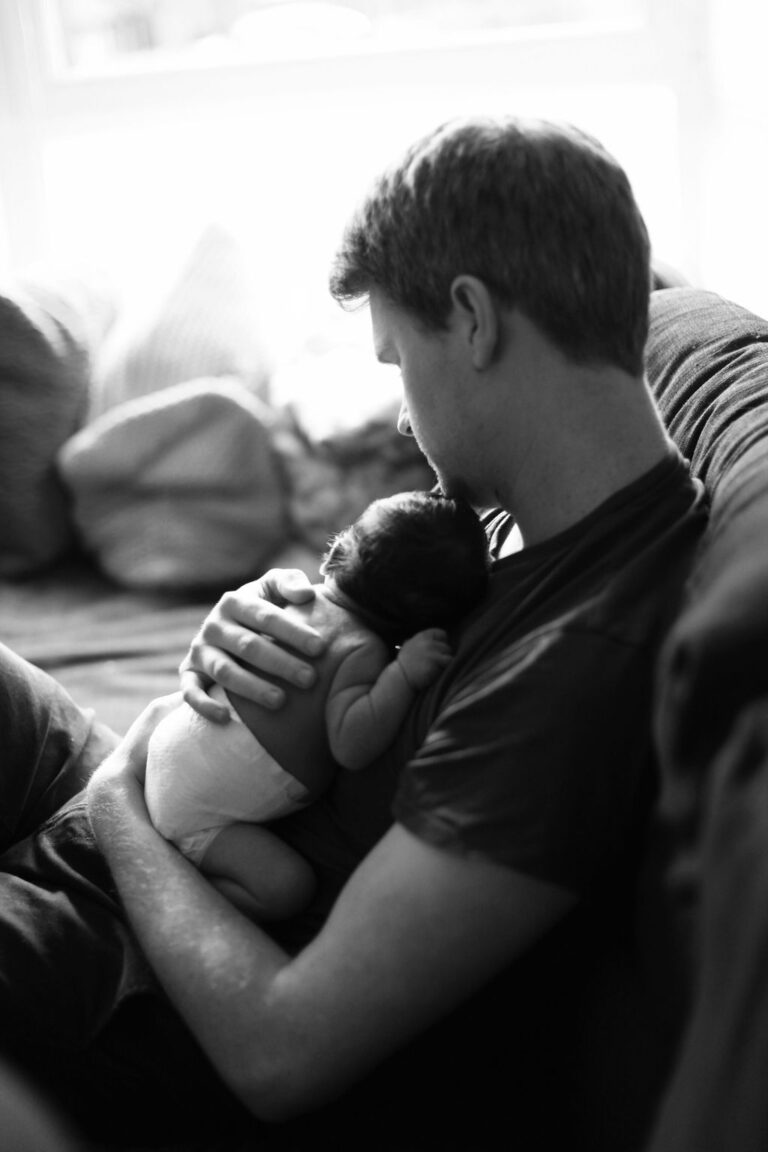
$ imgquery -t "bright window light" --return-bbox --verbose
[51,0,647,72]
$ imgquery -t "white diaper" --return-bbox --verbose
[145,685,311,865]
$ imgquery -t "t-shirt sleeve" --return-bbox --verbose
[392,627,655,892]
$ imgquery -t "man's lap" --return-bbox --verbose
[0,640,120,850]
[0,793,159,1047]
[0,641,265,1146]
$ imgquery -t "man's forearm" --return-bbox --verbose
[86,755,296,1117]
[85,744,561,1128]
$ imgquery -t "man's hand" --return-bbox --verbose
[87,693,182,829]
[397,628,453,690]
[179,569,325,722]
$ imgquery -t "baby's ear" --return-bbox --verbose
[320,535,346,575]
[318,545,332,576]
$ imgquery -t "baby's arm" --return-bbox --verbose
[326,629,452,770]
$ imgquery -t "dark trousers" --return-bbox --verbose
[0,642,257,1147]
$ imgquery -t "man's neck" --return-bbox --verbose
[490,350,674,548]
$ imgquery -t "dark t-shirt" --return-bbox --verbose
[273,450,708,948]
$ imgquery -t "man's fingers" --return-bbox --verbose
[240,568,315,609]
[178,570,324,718]
[180,647,288,711]
[270,568,317,603]
[192,616,320,690]
[211,593,324,660]
[179,670,232,723]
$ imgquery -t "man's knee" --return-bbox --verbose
[0,641,119,849]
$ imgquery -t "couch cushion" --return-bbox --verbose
[58,377,289,590]
[648,287,768,771]
[644,287,768,995]
[0,286,93,577]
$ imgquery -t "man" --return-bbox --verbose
[79,117,706,1149]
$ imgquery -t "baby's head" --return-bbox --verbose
[321,490,490,644]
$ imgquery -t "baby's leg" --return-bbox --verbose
[200,823,316,921]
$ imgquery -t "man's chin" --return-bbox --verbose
[434,472,474,504]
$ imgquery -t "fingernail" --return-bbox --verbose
[265,687,284,708]
[297,667,315,687]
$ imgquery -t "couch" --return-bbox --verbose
[1,267,767,1149]
[642,285,768,1073]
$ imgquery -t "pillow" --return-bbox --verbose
[0,283,93,577]
[91,225,272,418]
[58,377,289,590]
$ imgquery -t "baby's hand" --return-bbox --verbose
[397,628,453,690]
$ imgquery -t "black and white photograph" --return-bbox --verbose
[0,2,765,1149]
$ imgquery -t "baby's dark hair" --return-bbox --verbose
[321,490,490,645]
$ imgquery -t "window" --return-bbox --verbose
[53,1,647,73]
[0,1,716,368]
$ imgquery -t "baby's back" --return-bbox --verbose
[227,586,384,796]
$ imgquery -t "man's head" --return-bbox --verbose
[330,115,651,377]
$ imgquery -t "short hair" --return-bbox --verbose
[321,490,490,645]
[329,115,651,376]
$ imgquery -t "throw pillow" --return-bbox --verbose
[59,377,289,590]
[0,282,94,577]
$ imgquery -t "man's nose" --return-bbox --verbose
[397,403,413,437]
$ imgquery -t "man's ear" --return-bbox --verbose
[449,275,500,370]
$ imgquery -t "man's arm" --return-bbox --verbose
[86,708,576,1123]
[327,629,452,770]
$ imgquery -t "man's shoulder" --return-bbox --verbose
[473,458,704,652]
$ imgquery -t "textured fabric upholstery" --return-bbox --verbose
[0,289,91,577]
[59,377,288,590]
[644,287,768,999]
[648,288,768,775]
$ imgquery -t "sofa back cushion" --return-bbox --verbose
[643,288,768,1006]
[648,288,768,775]
[59,378,289,590]
[0,288,91,577]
